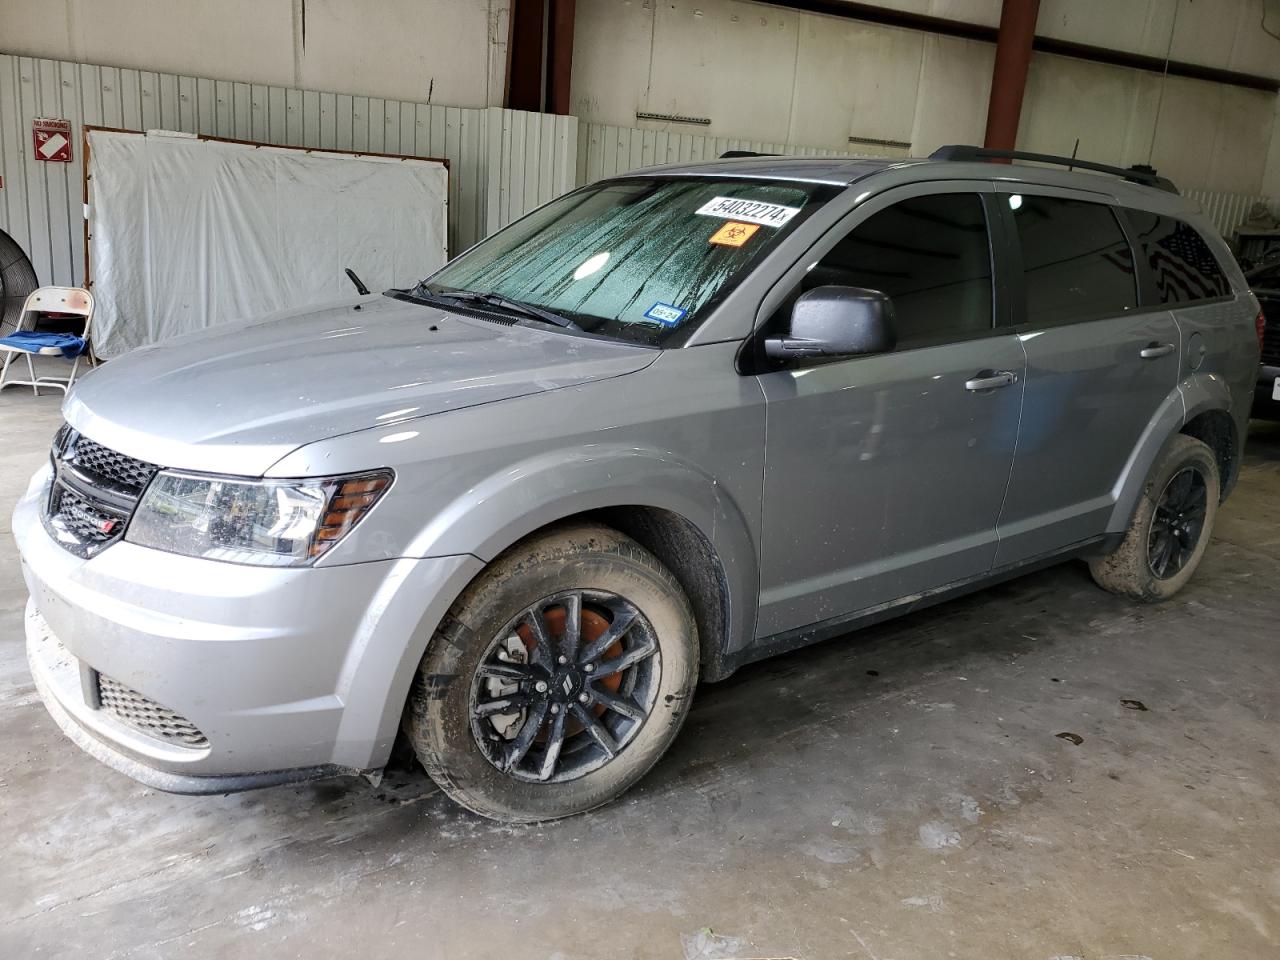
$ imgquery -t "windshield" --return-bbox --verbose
[420,177,834,346]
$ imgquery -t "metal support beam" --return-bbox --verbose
[505,0,545,112]
[505,0,576,115]
[757,0,1278,94]
[546,0,576,116]
[984,0,1040,151]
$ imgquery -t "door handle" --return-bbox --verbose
[964,370,1018,392]
[1140,342,1175,359]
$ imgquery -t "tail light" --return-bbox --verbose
[1258,308,1267,352]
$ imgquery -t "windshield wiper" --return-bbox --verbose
[415,285,581,331]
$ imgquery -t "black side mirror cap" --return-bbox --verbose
[764,285,897,362]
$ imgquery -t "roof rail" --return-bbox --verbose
[929,144,1179,194]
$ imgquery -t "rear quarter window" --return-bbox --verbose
[1124,210,1231,304]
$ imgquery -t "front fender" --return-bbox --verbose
[329,443,760,768]
[270,344,766,744]
[411,442,760,658]
[411,444,737,557]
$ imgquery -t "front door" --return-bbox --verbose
[756,188,1024,639]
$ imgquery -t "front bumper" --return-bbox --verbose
[15,465,482,792]
[26,605,342,793]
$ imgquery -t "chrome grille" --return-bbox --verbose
[96,674,210,748]
[69,435,159,493]
[49,485,121,543]
[43,425,162,557]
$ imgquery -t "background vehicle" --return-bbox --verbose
[16,148,1259,822]
[1248,258,1280,419]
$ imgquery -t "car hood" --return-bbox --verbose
[64,295,658,476]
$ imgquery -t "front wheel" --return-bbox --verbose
[403,523,698,822]
[1089,434,1220,602]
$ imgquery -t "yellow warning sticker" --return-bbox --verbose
[709,221,760,247]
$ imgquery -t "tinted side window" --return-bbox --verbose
[1010,195,1136,325]
[807,193,993,344]
[1125,210,1231,304]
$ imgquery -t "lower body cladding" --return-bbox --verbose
[14,470,482,793]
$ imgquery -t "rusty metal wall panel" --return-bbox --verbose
[0,53,569,287]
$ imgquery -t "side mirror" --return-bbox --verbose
[764,285,897,361]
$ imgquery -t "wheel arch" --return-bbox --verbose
[436,505,738,680]
[1107,376,1241,535]
[1179,408,1240,501]
[338,445,760,772]
[363,504,742,769]
[451,502,746,683]
[577,505,735,682]
[412,444,759,675]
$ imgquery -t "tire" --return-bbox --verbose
[403,522,698,822]
[1089,434,1220,602]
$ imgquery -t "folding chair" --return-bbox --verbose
[0,287,96,396]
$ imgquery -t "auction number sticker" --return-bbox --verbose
[696,196,800,228]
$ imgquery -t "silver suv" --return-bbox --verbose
[15,147,1260,821]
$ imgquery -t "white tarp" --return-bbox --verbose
[87,129,448,357]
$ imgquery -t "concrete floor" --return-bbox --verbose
[3,370,1280,959]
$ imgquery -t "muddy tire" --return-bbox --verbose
[403,522,698,822]
[1089,434,1220,602]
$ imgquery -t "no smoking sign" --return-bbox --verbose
[33,117,72,162]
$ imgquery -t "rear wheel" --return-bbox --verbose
[1089,434,1220,602]
[403,523,698,821]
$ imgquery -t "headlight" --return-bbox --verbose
[125,470,393,566]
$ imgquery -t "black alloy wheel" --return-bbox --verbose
[468,589,661,783]
[1147,467,1208,580]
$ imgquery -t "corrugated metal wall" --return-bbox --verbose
[576,122,856,184]
[0,53,578,287]
[0,50,1273,296]
[484,108,578,239]
[1184,189,1270,238]
[579,122,1274,241]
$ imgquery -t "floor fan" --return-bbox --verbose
[0,230,39,338]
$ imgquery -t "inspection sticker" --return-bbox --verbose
[709,221,760,247]
[696,196,800,227]
[644,302,687,326]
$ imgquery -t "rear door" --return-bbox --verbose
[756,184,1026,638]
[1127,208,1258,419]
[992,186,1181,566]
